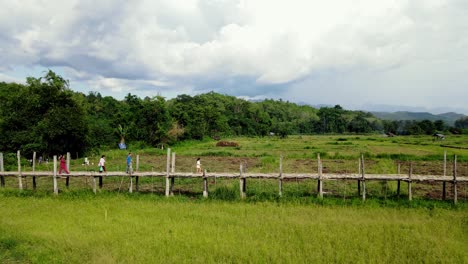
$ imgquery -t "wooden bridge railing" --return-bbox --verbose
[0,150,465,204]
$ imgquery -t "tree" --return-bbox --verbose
[273,122,293,138]
[434,120,446,131]
[317,106,346,133]
[116,124,128,145]
[348,113,373,133]
[0,70,88,156]
[418,120,436,135]
[455,117,468,129]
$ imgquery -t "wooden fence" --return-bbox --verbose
[0,149,466,204]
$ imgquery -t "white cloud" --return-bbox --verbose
[0,0,467,112]
[0,73,24,84]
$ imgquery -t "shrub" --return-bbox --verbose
[216,141,239,147]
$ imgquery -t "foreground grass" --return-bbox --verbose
[1,191,467,263]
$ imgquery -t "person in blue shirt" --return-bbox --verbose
[126,152,132,173]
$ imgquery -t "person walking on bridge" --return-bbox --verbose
[98,155,106,173]
[126,152,132,173]
[58,154,69,174]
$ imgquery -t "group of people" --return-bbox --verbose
[56,152,203,174]
[101,153,133,173]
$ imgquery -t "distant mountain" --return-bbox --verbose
[371,111,465,126]
[353,103,468,115]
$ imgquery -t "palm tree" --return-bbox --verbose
[116,124,128,145]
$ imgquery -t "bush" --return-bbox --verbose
[216,141,239,147]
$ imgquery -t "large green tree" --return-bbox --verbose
[0,70,88,156]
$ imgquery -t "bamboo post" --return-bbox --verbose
[170,152,175,196]
[0,153,4,187]
[171,152,176,173]
[98,175,103,189]
[32,152,37,190]
[53,155,58,195]
[128,156,134,193]
[442,150,447,200]
[203,169,208,198]
[408,162,413,201]
[135,154,140,192]
[129,174,133,193]
[361,154,366,201]
[279,155,283,197]
[17,150,23,190]
[397,163,401,196]
[240,163,246,199]
[93,176,97,194]
[165,148,171,197]
[453,155,457,205]
[357,157,361,196]
[317,153,323,199]
[66,152,70,188]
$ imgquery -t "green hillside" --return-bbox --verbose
[372,111,465,126]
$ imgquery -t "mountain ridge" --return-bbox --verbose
[371,111,465,126]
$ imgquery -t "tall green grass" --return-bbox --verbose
[0,191,466,263]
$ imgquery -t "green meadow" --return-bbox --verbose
[5,134,467,173]
[0,192,467,263]
[1,135,467,263]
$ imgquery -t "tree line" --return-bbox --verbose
[0,71,466,157]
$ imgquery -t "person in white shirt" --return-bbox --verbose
[196,158,202,173]
[98,155,106,173]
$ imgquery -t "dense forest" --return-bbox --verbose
[0,71,466,156]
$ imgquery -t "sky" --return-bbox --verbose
[1,0,467,114]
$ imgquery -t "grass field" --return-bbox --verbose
[1,135,467,263]
[4,135,468,173]
[1,191,467,263]
[1,135,468,200]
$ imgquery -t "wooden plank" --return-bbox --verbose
[53,155,58,195]
[0,171,466,182]
[0,153,4,187]
[17,150,23,190]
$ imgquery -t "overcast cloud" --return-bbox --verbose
[1,0,467,114]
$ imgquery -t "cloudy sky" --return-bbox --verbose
[1,0,467,114]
